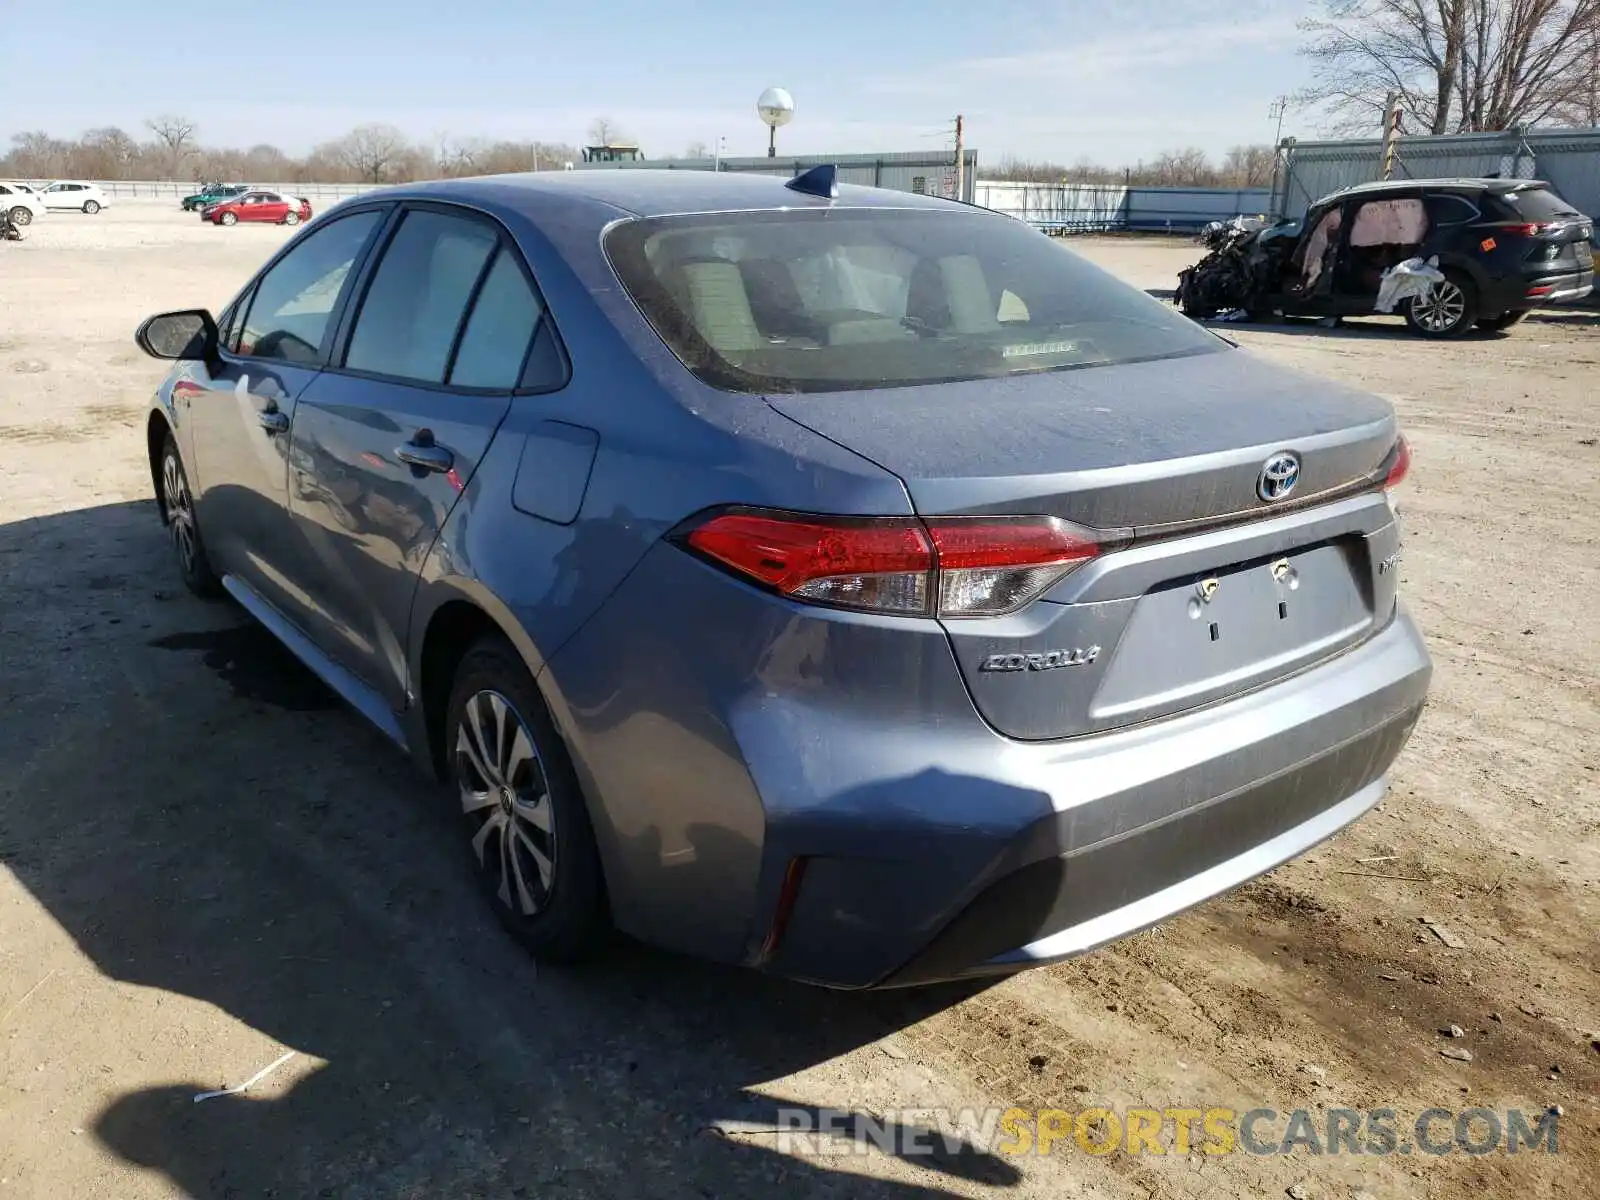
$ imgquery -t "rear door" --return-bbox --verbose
[285,203,545,706]
[1334,192,1427,311]
[256,192,290,223]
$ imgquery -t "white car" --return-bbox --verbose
[39,181,110,214]
[0,182,46,226]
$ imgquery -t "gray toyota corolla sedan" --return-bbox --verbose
[136,167,1431,988]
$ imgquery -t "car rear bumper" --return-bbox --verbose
[1489,268,1594,312]
[1538,274,1593,303]
[544,536,1431,990]
[767,607,1431,988]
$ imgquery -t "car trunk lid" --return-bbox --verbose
[767,348,1404,739]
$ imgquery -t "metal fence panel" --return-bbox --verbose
[974,181,1271,233]
[1277,127,1600,219]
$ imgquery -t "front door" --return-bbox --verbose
[287,205,544,706]
[186,207,386,618]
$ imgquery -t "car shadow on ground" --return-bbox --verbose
[0,499,1046,1198]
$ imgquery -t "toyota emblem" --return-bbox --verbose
[1257,451,1301,502]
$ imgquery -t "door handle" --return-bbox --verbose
[258,409,289,434]
[396,433,455,474]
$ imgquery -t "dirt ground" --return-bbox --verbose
[1,206,1596,1200]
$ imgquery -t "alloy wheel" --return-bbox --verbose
[10,207,30,226]
[456,690,557,917]
[162,452,197,576]
[1411,281,1466,333]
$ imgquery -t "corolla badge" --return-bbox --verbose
[1257,451,1301,502]
[980,646,1101,672]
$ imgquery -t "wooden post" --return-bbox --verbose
[1380,93,1403,179]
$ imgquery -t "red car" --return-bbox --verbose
[202,190,312,227]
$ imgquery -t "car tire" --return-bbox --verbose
[284,212,300,226]
[9,206,31,226]
[158,432,222,598]
[445,636,609,964]
[1476,310,1529,333]
[82,200,101,215]
[220,211,237,226]
[1404,269,1477,337]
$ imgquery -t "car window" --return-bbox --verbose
[1499,187,1582,220]
[448,249,544,389]
[1425,194,1478,226]
[237,209,382,364]
[219,289,251,354]
[0,186,11,196]
[344,209,498,385]
[1349,198,1427,247]
[605,208,1222,394]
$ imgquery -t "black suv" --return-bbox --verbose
[1180,178,1594,336]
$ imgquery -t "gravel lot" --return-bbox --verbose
[1,205,1596,1200]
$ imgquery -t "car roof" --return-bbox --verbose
[382,168,975,220]
[1321,177,1550,201]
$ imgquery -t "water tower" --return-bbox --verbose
[757,87,795,159]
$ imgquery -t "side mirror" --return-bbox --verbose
[135,309,218,361]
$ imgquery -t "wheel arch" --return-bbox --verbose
[410,585,623,904]
[146,410,174,522]
[409,579,552,783]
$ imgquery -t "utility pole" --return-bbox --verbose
[1379,92,1403,179]
[1268,95,1289,216]
[953,113,965,202]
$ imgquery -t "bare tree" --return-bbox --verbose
[1297,0,1600,135]
[988,155,1073,182]
[435,133,490,177]
[69,127,140,179]
[684,140,711,158]
[1220,144,1277,187]
[145,114,198,178]
[6,131,69,178]
[587,116,623,146]
[1551,24,1600,122]
[1136,148,1219,187]
[320,123,412,184]
[242,143,291,180]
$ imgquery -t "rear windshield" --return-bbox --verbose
[1497,187,1582,220]
[604,208,1223,394]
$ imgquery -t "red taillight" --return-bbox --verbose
[927,518,1100,617]
[682,510,1102,618]
[1384,435,1411,491]
[1505,222,1552,237]
[685,512,934,614]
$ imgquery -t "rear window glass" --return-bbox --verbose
[604,209,1222,394]
[1499,187,1581,220]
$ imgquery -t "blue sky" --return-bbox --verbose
[1,0,1319,163]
